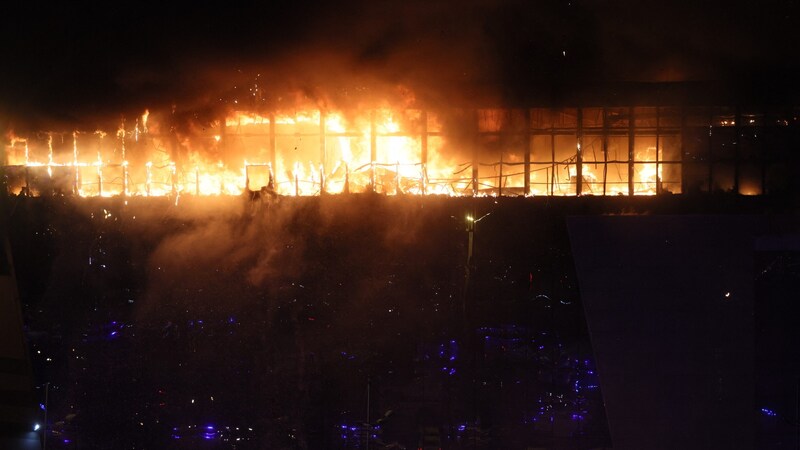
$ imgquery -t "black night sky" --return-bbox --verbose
[2,0,799,129]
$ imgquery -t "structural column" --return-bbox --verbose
[550,119,556,195]
[472,110,479,196]
[524,109,531,196]
[421,111,428,195]
[602,108,608,196]
[320,111,326,194]
[370,110,377,192]
[269,113,276,189]
[708,110,714,193]
[655,107,661,195]
[680,107,687,194]
[576,108,584,196]
[628,107,635,196]
[733,106,741,194]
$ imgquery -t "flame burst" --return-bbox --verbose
[3,107,668,198]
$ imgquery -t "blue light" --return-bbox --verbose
[457,424,466,431]
[39,403,45,410]
[761,408,778,417]
[206,425,215,430]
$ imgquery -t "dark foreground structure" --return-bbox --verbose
[0,191,798,449]
[571,214,800,449]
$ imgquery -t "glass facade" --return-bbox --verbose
[3,106,798,197]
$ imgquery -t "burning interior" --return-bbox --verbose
[3,1,800,447]
[4,105,796,199]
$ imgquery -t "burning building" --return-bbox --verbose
[2,1,800,449]
[4,92,799,199]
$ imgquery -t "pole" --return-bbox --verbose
[43,382,49,450]
[366,377,371,450]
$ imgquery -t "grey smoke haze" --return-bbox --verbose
[136,196,454,321]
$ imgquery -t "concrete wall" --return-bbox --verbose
[569,216,763,450]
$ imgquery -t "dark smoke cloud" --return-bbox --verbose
[2,0,799,132]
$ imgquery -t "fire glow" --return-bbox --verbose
[3,107,671,198]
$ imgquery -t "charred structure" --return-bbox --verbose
[4,97,800,199]
[3,0,800,449]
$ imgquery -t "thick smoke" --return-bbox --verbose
[4,0,799,134]
[135,195,456,322]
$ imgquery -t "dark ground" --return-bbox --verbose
[7,192,795,449]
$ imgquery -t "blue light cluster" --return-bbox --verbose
[170,424,256,443]
[422,339,460,377]
[103,320,128,340]
[760,407,778,417]
[337,422,381,446]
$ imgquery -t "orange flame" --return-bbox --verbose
[3,107,671,198]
